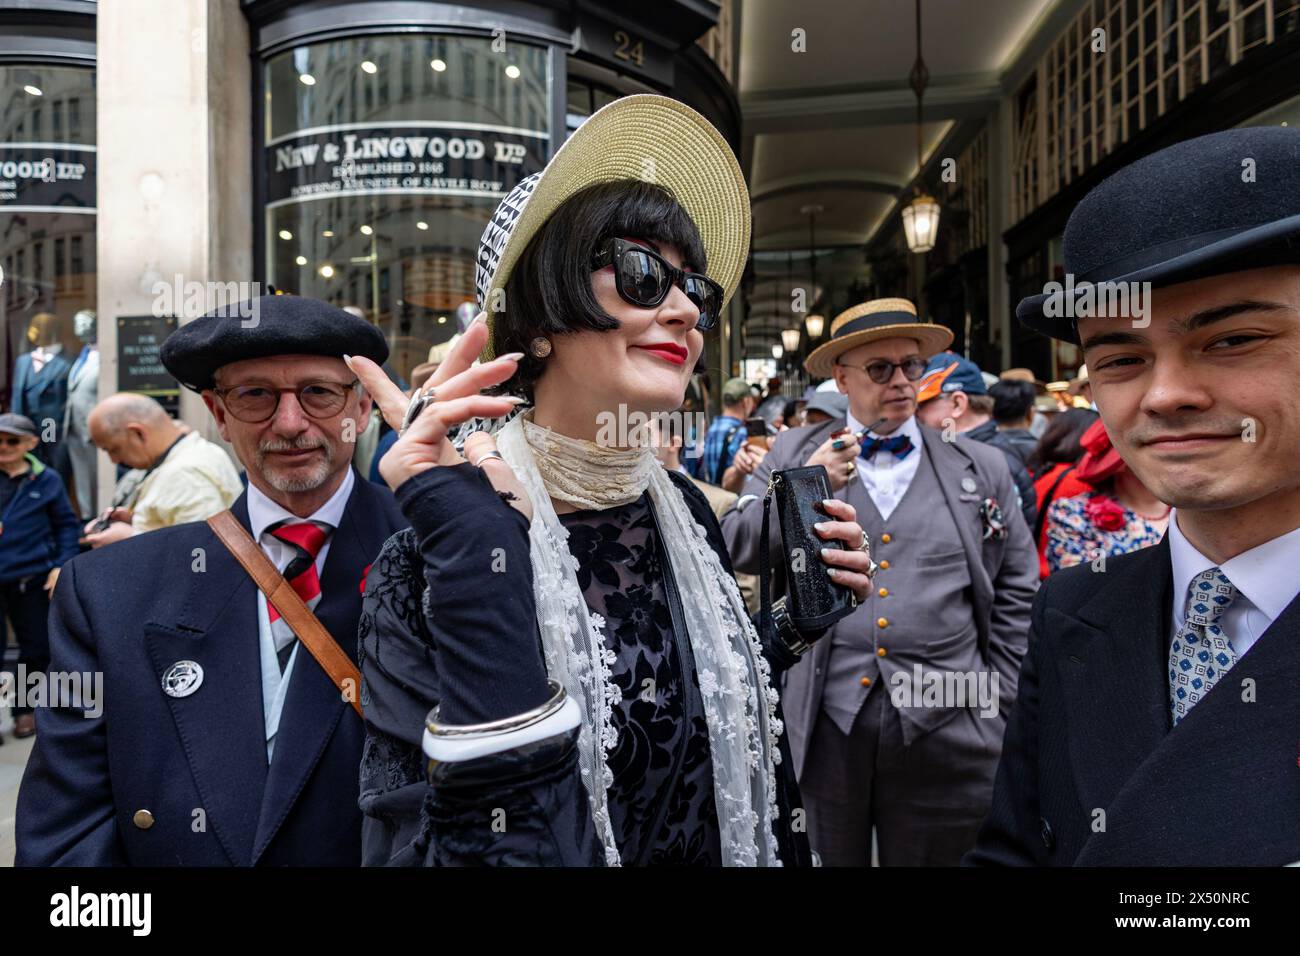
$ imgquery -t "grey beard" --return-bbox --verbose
[256,439,334,492]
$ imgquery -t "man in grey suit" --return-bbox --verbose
[722,298,1038,865]
[62,309,100,519]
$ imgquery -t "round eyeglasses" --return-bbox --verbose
[834,357,928,385]
[212,380,361,424]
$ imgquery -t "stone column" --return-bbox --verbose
[95,0,251,510]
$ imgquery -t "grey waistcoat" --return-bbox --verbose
[822,446,980,735]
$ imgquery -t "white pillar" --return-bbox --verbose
[95,0,251,510]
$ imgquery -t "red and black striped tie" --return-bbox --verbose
[264,520,332,671]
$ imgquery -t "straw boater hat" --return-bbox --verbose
[803,298,953,378]
[475,94,750,358]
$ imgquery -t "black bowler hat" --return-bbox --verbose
[1018,126,1300,342]
[161,295,389,391]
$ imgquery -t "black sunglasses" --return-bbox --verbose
[591,238,724,332]
[835,356,928,385]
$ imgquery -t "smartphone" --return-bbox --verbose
[745,416,769,449]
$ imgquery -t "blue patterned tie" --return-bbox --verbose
[1169,567,1238,725]
[860,433,914,461]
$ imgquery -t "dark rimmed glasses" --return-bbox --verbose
[835,356,928,385]
[213,380,361,423]
[591,237,724,332]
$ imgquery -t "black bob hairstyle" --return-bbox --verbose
[492,178,708,397]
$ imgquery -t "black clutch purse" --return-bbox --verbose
[759,464,858,635]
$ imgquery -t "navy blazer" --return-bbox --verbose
[967,535,1300,865]
[16,470,407,866]
[11,349,72,433]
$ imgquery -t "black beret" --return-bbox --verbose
[160,295,389,391]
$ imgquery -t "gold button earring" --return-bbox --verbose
[529,337,552,358]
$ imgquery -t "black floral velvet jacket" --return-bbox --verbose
[357,467,814,867]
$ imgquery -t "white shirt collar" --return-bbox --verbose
[845,410,922,447]
[1168,508,1300,625]
[247,467,355,541]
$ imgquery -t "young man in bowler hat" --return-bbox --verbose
[16,295,408,865]
[969,125,1300,865]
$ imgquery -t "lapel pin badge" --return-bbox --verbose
[961,477,978,493]
[162,660,204,698]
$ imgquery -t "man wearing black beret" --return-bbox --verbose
[969,126,1300,865]
[16,295,408,865]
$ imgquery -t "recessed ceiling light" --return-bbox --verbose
[360,224,373,236]
[318,264,334,278]
[278,229,293,240]
[416,221,428,230]
[505,65,521,79]
[23,85,42,96]
[299,73,316,86]
[438,315,447,324]
[322,229,334,238]
[295,255,307,266]
[361,61,378,74]
[430,59,447,72]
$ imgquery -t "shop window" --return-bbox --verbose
[0,64,96,413]
[263,33,550,385]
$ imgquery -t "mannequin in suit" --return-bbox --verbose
[62,309,100,519]
[11,312,72,470]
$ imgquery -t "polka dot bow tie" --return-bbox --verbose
[1169,566,1239,725]
[860,433,914,461]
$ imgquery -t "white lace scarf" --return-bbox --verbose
[520,416,656,510]
[495,413,784,866]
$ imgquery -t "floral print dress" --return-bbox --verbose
[1045,489,1168,573]
[559,492,723,865]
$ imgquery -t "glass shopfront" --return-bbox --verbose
[0,62,96,412]
[263,33,550,384]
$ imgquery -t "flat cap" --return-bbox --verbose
[0,413,37,437]
[160,295,389,391]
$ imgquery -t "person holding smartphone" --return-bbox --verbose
[348,95,877,867]
[699,376,758,489]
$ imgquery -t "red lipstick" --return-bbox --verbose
[634,343,688,366]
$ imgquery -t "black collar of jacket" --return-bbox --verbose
[1046,536,1300,865]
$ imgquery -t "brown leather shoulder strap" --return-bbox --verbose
[207,510,363,720]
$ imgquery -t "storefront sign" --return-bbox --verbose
[0,142,96,211]
[117,315,179,417]
[265,123,546,207]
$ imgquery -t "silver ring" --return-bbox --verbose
[858,530,869,552]
[472,449,505,468]
[398,386,437,436]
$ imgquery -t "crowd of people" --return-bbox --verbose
[4,97,1298,867]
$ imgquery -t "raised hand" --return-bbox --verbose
[345,313,526,491]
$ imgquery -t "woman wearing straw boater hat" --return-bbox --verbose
[722,296,1039,867]
[346,94,877,867]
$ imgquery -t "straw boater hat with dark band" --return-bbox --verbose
[803,298,953,378]
[475,94,750,359]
